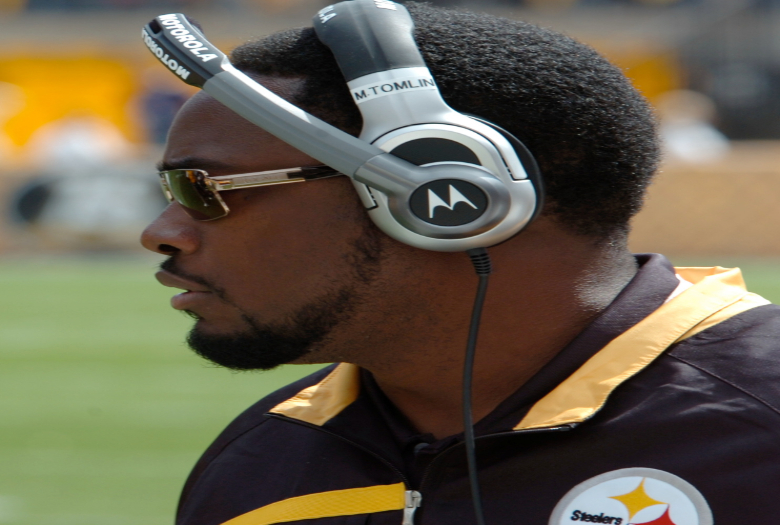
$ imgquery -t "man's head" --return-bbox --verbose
[142,3,658,372]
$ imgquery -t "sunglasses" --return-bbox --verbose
[158,165,342,221]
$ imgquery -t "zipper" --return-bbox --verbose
[402,490,422,525]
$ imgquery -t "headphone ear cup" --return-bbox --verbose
[358,119,541,251]
[467,116,545,224]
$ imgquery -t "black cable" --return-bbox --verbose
[464,248,492,525]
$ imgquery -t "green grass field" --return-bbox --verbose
[1,255,779,525]
[0,256,325,525]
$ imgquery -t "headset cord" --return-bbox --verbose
[464,247,492,525]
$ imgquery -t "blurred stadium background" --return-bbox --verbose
[1,0,779,523]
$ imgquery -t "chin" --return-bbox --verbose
[184,319,320,371]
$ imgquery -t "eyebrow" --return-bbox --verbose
[156,157,240,173]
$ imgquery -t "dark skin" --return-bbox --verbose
[141,75,638,439]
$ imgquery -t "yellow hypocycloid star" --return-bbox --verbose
[609,478,666,520]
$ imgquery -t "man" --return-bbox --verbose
[141,3,780,525]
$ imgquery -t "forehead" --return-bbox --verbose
[163,75,316,173]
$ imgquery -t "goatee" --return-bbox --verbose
[185,287,355,371]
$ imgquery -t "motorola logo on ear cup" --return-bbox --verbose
[410,179,488,226]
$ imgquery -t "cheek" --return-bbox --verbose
[205,181,372,317]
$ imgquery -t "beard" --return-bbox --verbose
[162,222,383,371]
[186,286,356,371]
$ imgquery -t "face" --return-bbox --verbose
[141,77,385,370]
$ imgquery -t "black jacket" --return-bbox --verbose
[176,255,780,525]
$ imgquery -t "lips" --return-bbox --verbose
[155,270,210,293]
[155,270,213,311]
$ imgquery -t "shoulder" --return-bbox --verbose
[218,363,337,435]
[668,303,780,414]
[177,364,336,513]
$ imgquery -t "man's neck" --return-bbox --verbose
[359,222,638,439]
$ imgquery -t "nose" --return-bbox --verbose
[140,204,201,256]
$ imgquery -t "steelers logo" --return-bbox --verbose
[549,468,712,525]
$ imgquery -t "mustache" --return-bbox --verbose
[159,257,229,301]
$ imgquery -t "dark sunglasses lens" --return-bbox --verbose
[164,170,227,220]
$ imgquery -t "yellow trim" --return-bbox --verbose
[515,267,765,431]
[674,265,746,290]
[679,292,770,340]
[673,266,770,339]
[269,363,360,426]
[221,483,406,525]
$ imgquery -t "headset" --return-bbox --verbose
[141,0,542,253]
[143,2,543,523]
